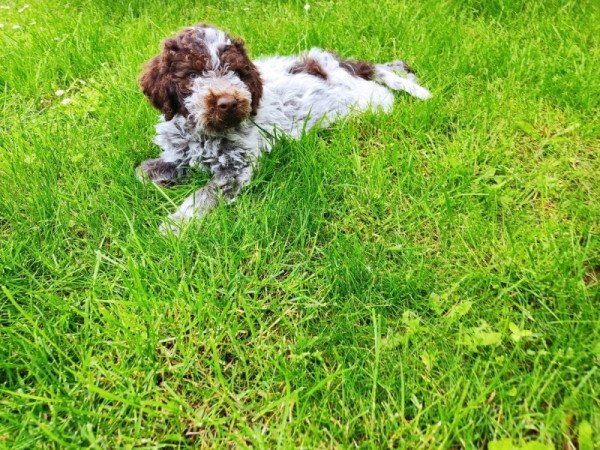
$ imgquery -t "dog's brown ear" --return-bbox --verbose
[139,45,180,121]
[221,38,263,115]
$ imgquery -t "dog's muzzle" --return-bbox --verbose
[202,90,251,132]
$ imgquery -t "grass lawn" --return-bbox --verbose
[1,0,599,447]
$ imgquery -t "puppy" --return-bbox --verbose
[137,24,431,234]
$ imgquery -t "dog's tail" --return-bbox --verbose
[374,60,432,100]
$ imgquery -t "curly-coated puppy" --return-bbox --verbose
[137,24,431,234]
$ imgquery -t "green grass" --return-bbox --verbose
[1,0,599,447]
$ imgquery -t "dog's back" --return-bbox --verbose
[253,48,429,137]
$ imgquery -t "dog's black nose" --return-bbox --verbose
[217,95,238,111]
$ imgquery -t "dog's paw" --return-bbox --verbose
[159,212,192,236]
[136,158,181,186]
[159,220,181,236]
[411,85,432,100]
[135,164,152,184]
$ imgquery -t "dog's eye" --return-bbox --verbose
[189,71,200,79]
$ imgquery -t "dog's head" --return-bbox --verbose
[139,24,262,135]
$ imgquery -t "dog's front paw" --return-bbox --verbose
[159,212,191,236]
[136,158,181,186]
[159,219,182,236]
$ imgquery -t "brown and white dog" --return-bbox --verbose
[137,24,431,234]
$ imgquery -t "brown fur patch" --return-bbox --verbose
[139,27,211,120]
[289,57,328,80]
[339,59,375,80]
